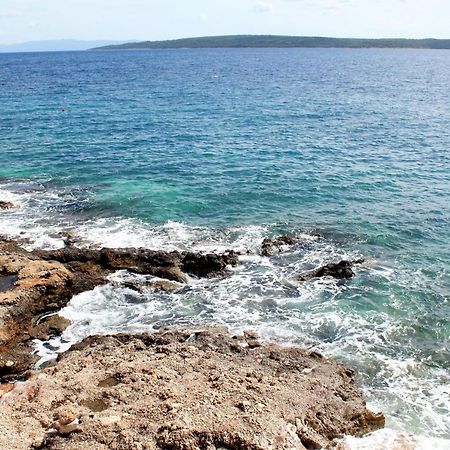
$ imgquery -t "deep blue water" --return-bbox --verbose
[0,49,449,441]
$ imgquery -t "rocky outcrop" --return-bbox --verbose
[0,238,240,380]
[0,235,384,448]
[58,231,81,247]
[296,260,365,282]
[0,201,14,210]
[261,235,297,257]
[0,244,75,379]
[35,247,239,283]
[0,327,384,450]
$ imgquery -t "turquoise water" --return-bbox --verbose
[0,49,449,442]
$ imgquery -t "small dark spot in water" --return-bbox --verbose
[0,274,18,293]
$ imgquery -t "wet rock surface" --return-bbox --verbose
[0,201,15,210]
[261,235,298,257]
[0,238,239,380]
[118,279,183,293]
[0,236,383,448]
[296,260,365,282]
[0,327,384,450]
[35,247,239,282]
[0,239,75,379]
[0,274,18,293]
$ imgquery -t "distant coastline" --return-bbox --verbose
[93,34,450,50]
[0,39,130,53]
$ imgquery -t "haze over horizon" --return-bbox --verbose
[1,0,450,46]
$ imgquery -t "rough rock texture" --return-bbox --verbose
[0,238,239,380]
[0,241,75,378]
[261,235,298,257]
[0,236,383,449]
[0,328,384,450]
[0,201,15,210]
[35,247,239,283]
[296,260,365,282]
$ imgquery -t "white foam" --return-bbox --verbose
[77,218,269,254]
[343,428,449,450]
[0,183,77,250]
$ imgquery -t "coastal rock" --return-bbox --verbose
[120,279,182,293]
[0,239,240,380]
[0,201,14,210]
[296,259,365,282]
[181,250,239,278]
[0,239,384,449]
[55,407,81,434]
[0,246,74,379]
[0,327,384,450]
[261,235,297,257]
[58,231,81,247]
[35,246,239,281]
[28,315,71,341]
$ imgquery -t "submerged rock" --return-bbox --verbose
[0,327,384,450]
[296,259,365,282]
[261,235,297,257]
[120,279,182,293]
[58,231,80,247]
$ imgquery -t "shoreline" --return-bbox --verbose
[1,40,449,446]
[0,234,384,449]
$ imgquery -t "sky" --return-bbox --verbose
[0,0,450,45]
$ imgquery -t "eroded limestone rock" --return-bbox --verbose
[0,238,240,380]
[0,328,384,450]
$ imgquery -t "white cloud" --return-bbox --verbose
[0,10,22,19]
[253,1,274,13]
[1,0,450,45]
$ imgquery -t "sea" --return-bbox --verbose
[0,48,449,448]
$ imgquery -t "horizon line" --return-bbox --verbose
[3,34,450,46]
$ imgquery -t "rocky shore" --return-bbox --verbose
[0,233,383,449]
[0,328,384,450]
[0,237,239,379]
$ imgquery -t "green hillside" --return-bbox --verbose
[93,35,450,50]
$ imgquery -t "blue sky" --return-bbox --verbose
[1,0,449,44]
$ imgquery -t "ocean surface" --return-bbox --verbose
[0,48,449,446]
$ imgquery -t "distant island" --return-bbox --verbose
[93,35,450,50]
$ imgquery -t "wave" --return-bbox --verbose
[344,428,449,450]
